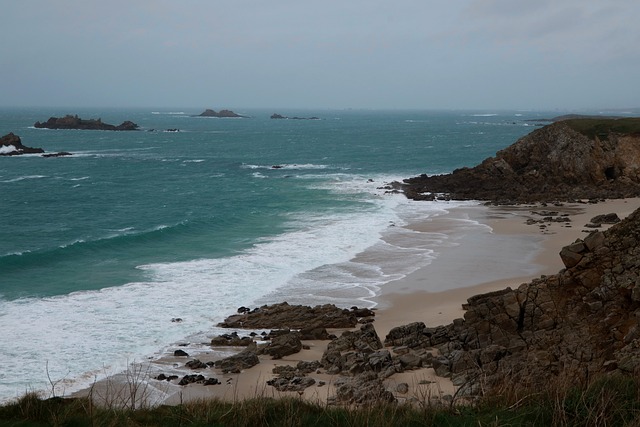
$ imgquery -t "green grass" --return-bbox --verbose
[563,117,640,140]
[1,375,640,426]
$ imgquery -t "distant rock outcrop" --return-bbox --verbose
[0,133,44,156]
[196,109,246,118]
[403,118,640,203]
[271,113,320,120]
[34,115,138,131]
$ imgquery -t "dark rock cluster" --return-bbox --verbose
[0,132,71,157]
[196,109,246,118]
[217,302,372,330]
[34,115,138,130]
[0,133,44,156]
[270,113,320,120]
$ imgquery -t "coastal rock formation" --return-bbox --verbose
[330,372,395,405]
[218,302,369,330]
[321,323,387,375]
[34,115,138,130]
[42,152,72,158]
[210,332,253,346]
[383,206,640,395]
[258,332,303,359]
[0,133,44,155]
[214,342,260,373]
[196,109,246,118]
[403,118,640,203]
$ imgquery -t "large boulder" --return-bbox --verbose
[321,323,387,375]
[214,342,260,373]
[259,332,303,359]
[329,372,395,405]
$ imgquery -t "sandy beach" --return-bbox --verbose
[76,198,640,407]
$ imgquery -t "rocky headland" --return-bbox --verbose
[34,115,138,131]
[402,118,640,203]
[196,109,246,118]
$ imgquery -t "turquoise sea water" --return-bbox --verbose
[0,108,544,401]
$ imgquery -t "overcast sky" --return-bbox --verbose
[2,0,638,110]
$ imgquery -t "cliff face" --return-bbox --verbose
[385,207,640,394]
[403,119,640,202]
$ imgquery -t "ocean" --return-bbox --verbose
[0,107,544,402]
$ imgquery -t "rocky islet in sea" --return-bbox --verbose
[34,114,139,131]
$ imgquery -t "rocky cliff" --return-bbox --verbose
[403,118,640,203]
[386,206,640,395]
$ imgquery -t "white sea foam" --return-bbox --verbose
[0,175,392,400]
[0,175,48,183]
[471,113,498,117]
[0,145,18,155]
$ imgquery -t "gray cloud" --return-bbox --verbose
[1,1,638,110]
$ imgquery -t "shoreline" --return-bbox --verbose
[74,198,640,407]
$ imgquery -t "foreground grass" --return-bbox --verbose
[1,375,640,426]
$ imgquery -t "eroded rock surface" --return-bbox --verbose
[218,302,369,330]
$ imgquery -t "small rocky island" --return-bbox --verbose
[271,113,320,120]
[196,109,246,118]
[34,115,138,131]
[0,133,71,157]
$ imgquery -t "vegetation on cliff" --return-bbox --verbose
[563,117,640,140]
